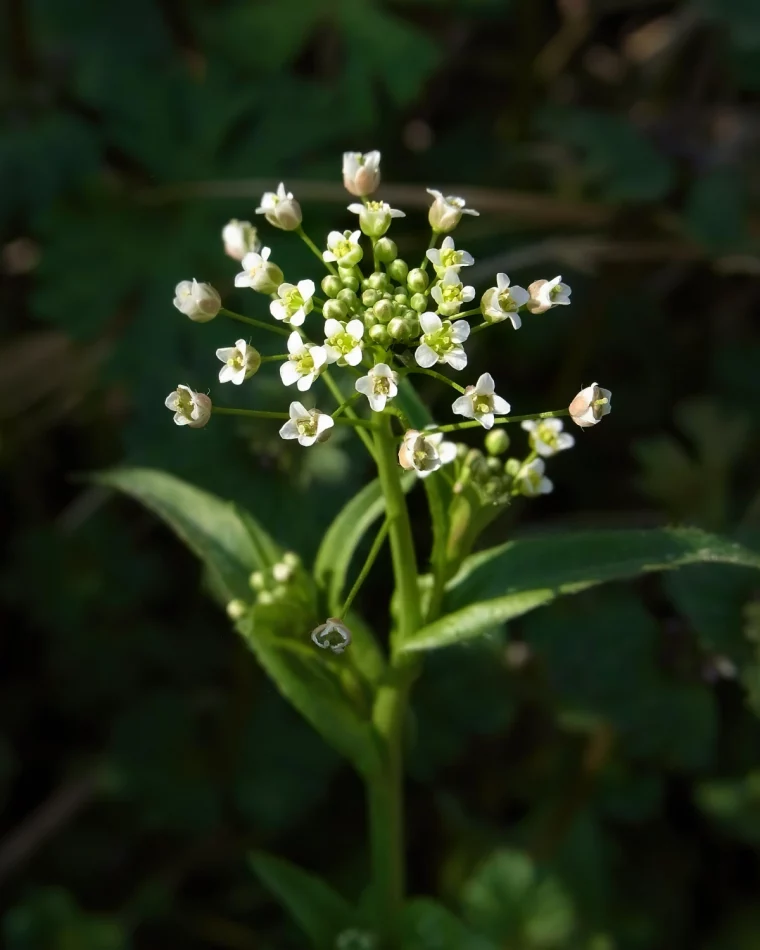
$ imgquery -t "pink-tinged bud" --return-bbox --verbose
[342,150,381,197]
[568,383,612,427]
[173,279,221,322]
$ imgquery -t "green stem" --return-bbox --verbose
[469,321,490,335]
[456,307,482,319]
[428,407,570,434]
[406,367,466,394]
[322,370,376,457]
[420,232,438,271]
[219,308,290,338]
[338,518,389,619]
[366,414,423,941]
[211,406,375,428]
[297,226,337,275]
[332,392,362,419]
[259,354,288,362]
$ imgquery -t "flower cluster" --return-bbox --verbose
[165,148,610,504]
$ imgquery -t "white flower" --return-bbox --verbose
[414,312,470,371]
[323,229,363,267]
[398,429,457,478]
[272,561,293,583]
[347,200,405,238]
[173,279,221,322]
[215,339,261,385]
[270,279,315,327]
[515,458,553,497]
[256,182,302,231]
[164,385,212,428]
[427,189,479,232]
[234,247,284,294]
[526,276,572,314]
[324,318,365,366]
[312,617,352,653]
[222,219,259,261]
[481,273,530,329]
[430,268,475,316]
[355,363,398,412]
[568,383,612,428]
[279,401,335,447]
[280,331,327,391]
[451,373,511,430]
[426,236,474,276]
[521,418,575,456]
[343,150,381,197]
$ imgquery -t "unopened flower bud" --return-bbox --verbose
[369,325,391,346]
[485,429,510,455]
[226,599,247,620]
[222,219,259,261]
[173,279,221,322]
[235,248,284,294]
[410,292,427,312]
[374,298,394,323]
[249,571,265,590]
[348,201,405,238]
[407,268,429,293]
[342,150,381,197]
[387,317,407,340]
[258,591,274,605]
[282,552,300,569]
[272,561,293,583]
[394,293,409,306]
[322,275,343,298]
[322,298,348,321]
[256,182,302,231]
[337,288,359,312]
[362,289,381,307]
[311,617,352,654]
[339,266,357,285]
[568,383,612,427]
[374,237,397,263]
[387,259,409,283]
[367,272,388,291]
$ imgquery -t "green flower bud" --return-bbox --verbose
[367,272,388,291]
[337,288,359,312]
[487,456,502,473]
[364,311,378,330]
[339,265,357,284]
[394,293,409,306]
[362,289,380,307]
[504,458,521,477]
[407,268,429,293]
[485,429,510,456]
[374,237,398,263]
[387,317,407,340]
[387,258,409,283]
[321,275,343,298]
[322,298,348,321]
[369,324,391,346]
[410,293,427,312]
[341,275,359,293]
[374,298,394,323]
[226,599,247,620]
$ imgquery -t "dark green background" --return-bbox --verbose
[2,1,760,947]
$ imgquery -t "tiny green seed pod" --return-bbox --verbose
[367,271,388,291]
[374,298,394,323]
[322,298,348,321]
[410,293,428,312]
[407,267,429,293]
[374,237,398,263]
[485,429,510,456]
[321,275,343,298]
[387,258,409,283]
[337,288,359,312]
[369,324,391,346]
[362,289,380,307]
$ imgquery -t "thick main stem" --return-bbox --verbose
[367,414,422,943]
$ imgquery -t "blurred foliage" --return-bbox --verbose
[2,0,760,948]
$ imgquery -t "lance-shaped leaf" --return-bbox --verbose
[400,527,760,653]
[250,850,354,950]
[96,467,280,602]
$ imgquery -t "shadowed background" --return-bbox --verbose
[2,1,760,947]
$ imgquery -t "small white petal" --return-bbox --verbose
[444,347,467,371]
[345,345,363,366]
[219,364,237,384]
[280,362,300,386]
[355,376,370,396]
[476,373,495,395]
[479,413,495,430]
[419,312,442,334]
[289,310,306,327]
[216,347,236,362]
[279,420,300,440]
[452,395,475,419]
[415,343,439,368]
[346,318,365,340]
[492,394,511,415]
[450,320,470,343]
[296,374,314,392]
[509,312,522,330]
[324,318,343,338]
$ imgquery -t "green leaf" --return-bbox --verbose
[401,898,497,950]
[401,528,760,652]
[238,609,382,776]
[97,467,281,603]
[250,850,354,949]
